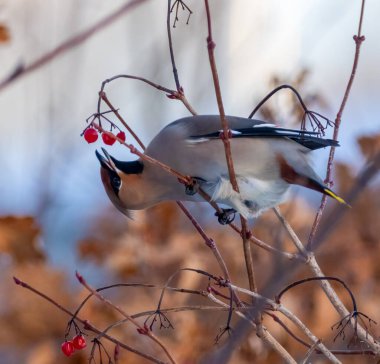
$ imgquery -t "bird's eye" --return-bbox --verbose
[112,176,121,189]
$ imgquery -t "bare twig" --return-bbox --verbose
[279,304,341,363]
[0,0,148,92]
[307,0,366,249]
[276,277,357,308]
[249,84,308,119]
[230,221,302,260]
[273,207,308,257]
[71,282,202,322]
[203,0,239,193]
[204,0,256,295]
[248,84,333,135]
[76,272,177,364]
[273,203,380,352]
[13,277,166,364]
[229,283,341,363]
[176,202,235,285]
[300,339,321,364]
[167,0,181,90]
[205,291,296,364]
[92,120,192,184]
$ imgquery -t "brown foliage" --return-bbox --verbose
[1,133,379,362]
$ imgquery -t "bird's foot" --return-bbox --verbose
[215,209,236,225]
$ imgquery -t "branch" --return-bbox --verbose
[273,207,308,257]
[75,272,177,364]
[273,203,380,352]
[167,0,181,91]
[229,283,341,363]
[307,0,366,249]
[205,292,297,364]
[204,0,256,296]
[13,276,166,364]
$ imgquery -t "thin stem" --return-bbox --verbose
[203,0,238,192]
[273,207,308,257]
[72,282,202,321]
[207,291,296,364]
[204,0,256,295]
[13,277,166,364]
[92,121,191,184]
[273,205,380,350]
[276,277,357,312]
[307,255,380,351]
[167,0,181,91]
[99,91,146,150]
[266,312,311,348]
[229,283,340,363]
[248,84,308,119]
[240,217,257,293]
[279,305,341,363]
[307,0,366,249]
[176,202,232,283]
[229,221,301,260]
[76,272,177,364]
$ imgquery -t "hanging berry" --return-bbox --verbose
[116,131,126,142]
[102,133,116,146]
[61,341,75,357]
[83,128,98,143]
[72,334,87,350]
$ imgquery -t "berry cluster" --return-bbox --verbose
[83,127,126,145]
[61,334,87,357]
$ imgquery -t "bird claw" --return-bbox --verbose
[215,209,236,225]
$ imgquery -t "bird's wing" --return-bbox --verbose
[188,121,338,151]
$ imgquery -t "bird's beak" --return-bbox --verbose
[95,148,117,172]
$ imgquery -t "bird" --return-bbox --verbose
[96,115,347,223]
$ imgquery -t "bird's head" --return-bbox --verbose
[95,148,145,216]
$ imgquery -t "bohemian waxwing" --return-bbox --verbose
[96,115,346,222]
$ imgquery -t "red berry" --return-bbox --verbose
[116,131,126,142]
[102,133,116,146]
[84,128,98,143]
[72,334,87,350]
[61,341,75,357]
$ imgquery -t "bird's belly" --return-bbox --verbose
[201,175,289,218]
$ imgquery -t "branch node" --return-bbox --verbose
[331,310,377,347]
[144,310,174,331]
[353,35,365,43]
[207,37,216,50]
[75,271,85,284]
[13,276,25,286]
[215,325,233,344]
[205,238,216,249]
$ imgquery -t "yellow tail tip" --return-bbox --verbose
[324,188,351,208]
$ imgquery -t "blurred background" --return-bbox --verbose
[0,0,379,363]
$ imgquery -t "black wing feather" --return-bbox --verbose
[190,126,339,150]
